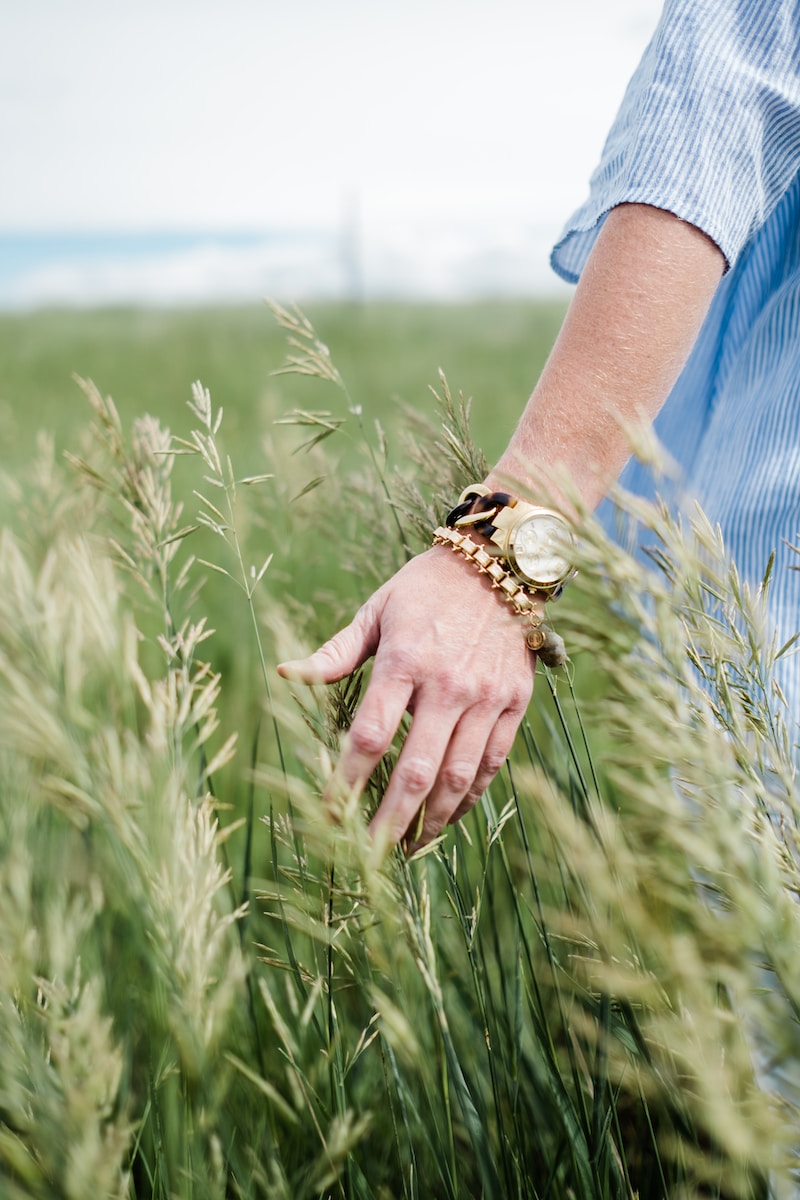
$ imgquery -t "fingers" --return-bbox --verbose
[277,592,383,685]
[445,708,525,828]
[364,695,462,846]
[326,649,418,810]
[370,698,529,851]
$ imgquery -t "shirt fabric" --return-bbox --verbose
[551,0,800,724]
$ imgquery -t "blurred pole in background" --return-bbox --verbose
[341,187,365,304]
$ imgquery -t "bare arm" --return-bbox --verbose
[490,203,724,507]
[278,204,725,850]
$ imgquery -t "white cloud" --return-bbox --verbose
[4,216,571,309]
[0,0,663,302]
[2,0,663,232]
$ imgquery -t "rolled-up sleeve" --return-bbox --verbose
[552,0,800,283]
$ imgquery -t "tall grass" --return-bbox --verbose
[0,307,797,1198]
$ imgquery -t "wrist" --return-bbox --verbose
[430,528,567,667]
[445,483,576,599]
[484,459,578,521]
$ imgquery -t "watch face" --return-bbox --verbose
[511,513,573,586]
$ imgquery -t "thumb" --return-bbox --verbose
[277,593,382,685]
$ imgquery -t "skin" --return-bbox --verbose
[278,203,725,851]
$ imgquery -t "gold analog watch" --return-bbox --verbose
[446,483,575,597]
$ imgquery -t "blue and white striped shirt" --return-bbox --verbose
[551,0,800,721]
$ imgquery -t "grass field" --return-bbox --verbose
[0,300,565,469]
[0,300,566,630]
[0,300,797,1198]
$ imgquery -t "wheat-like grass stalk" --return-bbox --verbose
[1,308,797,1198]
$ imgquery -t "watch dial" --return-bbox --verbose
[512,514,572,585]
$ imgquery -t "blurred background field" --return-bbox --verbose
[0,301,566,473]
[0,299,565,621]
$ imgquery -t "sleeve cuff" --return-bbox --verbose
[550,194,732,286]
[550,0,800,285]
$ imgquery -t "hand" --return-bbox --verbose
[277,545,538,851]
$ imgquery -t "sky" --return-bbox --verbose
[1,0,664,304]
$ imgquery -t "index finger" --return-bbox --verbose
[328,654,415,807]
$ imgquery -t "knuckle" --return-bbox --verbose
[347,719,391,759]
[506,683,533,713]
[481,686,507,712]
[481,749,509,780]
[439,759,475,796]
[436,667,474,704]
[395,755,437,795]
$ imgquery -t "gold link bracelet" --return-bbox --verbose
[432,525,547,652]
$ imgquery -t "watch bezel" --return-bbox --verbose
[448,485,575,596]
[503,508,575,592]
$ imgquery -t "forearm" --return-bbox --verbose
[488,203,725,510]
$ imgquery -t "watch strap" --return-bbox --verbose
[446,488,515,538]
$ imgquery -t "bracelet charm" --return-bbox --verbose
[432,525,566,665]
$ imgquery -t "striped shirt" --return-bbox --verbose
[551,0,800,722]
